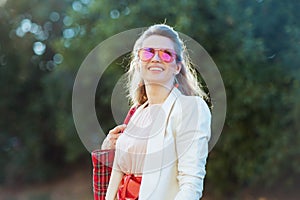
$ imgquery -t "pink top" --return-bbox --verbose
[114,104,162,175]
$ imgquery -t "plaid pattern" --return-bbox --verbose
[92,106,137,200]
[92,149,115,199]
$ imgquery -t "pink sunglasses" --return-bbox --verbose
[138,47,179,63]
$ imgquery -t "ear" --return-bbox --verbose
[175,62,182,75]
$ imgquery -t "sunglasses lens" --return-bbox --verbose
[139,48,155,61]
[159,50,173,63]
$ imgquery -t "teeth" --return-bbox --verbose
[149,67,163,71]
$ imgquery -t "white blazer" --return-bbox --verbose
[130,88,211,200]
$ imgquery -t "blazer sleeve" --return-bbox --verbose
[173,96,211,200]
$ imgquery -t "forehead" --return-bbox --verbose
[141,35,175,50]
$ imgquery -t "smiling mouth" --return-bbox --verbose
[148,67,164,71]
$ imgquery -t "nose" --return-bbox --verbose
[151,51,161,62]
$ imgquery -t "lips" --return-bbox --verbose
[148,66,164,71]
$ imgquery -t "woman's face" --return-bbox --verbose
[138,35,181,89]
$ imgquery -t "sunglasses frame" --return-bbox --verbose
[138,47,178,63]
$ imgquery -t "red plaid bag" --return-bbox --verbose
[91,106,137,200]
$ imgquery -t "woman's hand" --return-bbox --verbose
[101,124,127,150]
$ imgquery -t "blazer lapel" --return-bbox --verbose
[139,88,181,199]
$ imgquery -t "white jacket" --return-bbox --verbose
[136,88,211,200]
[106,87,211,200]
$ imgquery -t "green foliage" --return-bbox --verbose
[0,0,299,198]
[0,0,76,184]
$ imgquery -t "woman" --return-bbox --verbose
[104,24,211,200]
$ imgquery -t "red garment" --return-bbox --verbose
[91,106,137,200]
[117,174,142,200]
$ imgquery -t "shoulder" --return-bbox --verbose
[170,94,211,139]
[173,95,211,117]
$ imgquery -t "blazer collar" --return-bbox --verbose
[139,87,181,198]
[130,87,181,126]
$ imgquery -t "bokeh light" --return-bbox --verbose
[110,9,120,19]
[72,1,83,12]
[63,28,75,39]
[53,53,64,64]
[49,11,60,22]
[33,41,46,55]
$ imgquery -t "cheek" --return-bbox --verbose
[138,63,148,76]
[168,63,178,73]
[140,62,150,71]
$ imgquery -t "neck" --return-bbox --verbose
[145,82,173,105]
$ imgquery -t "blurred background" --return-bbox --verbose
[0,0,299,199]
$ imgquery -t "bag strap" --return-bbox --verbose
[122,105,138,127]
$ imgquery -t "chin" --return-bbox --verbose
[145,81,173,89]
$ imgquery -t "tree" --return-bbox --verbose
[0,0,76,183]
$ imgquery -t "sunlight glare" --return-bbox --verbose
[0,0,7,7]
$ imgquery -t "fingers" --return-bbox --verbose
[101,135,118,150]
[108,124,126,141]
[101,124,127,150]
[108,124,127,135]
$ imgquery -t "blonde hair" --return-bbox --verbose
[126,24,207,105]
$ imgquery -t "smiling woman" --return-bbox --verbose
[101,24,212,200]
